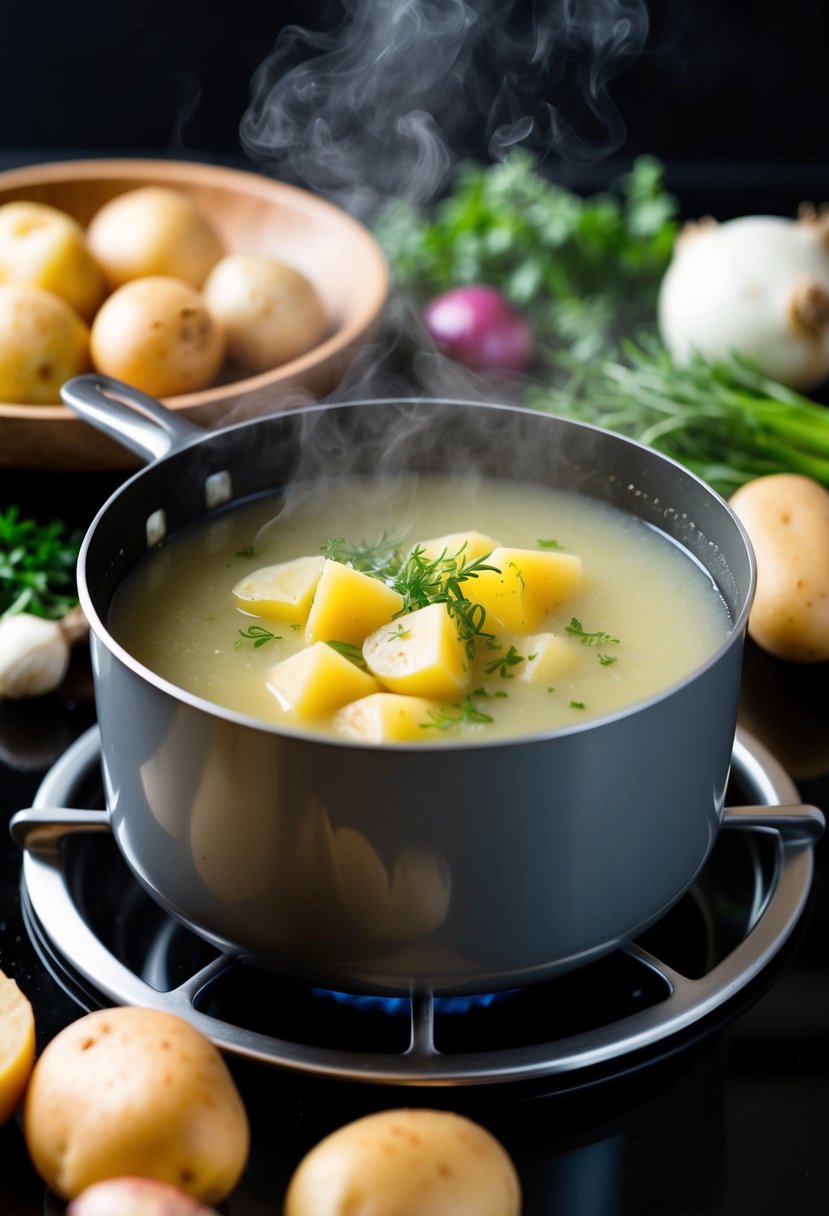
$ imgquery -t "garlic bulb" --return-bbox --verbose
[658,210,829,390]
[0,605,87,699]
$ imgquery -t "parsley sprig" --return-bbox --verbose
[0,507,81,620]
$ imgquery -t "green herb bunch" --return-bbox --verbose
[529,338,829,497]
[374,152,678,364]
[0,507,81,620]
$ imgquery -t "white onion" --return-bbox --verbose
[658,212,829,389]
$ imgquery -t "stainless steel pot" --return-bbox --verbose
[58,374,756,996]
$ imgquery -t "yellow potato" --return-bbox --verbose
[203,253,328,373]
[283,1108,522,1216]
[0,200,106,321]
[730,473,829,662]
[87,187,224,289]
[90,276,224,397]
[23,1006,249,1203]
[0,967,35,1127]
[0,283,89,403]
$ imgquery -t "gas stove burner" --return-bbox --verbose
[13,726,823,1087]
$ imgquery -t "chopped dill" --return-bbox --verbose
[598,653,618,666]
[570,700,586,709]
[537,538,564,550]
[420,696,494,731]
[321,532,402,579]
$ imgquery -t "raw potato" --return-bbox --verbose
[0,282,89,404]
[23,1006,249,1203]
[203,253,328,374]
[283,1107,522,1216]
[87,187,224,289]
[0,200,106,321]
[729,473,829,662]
[90,276,224,398]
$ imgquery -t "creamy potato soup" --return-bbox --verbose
[108,474,732,743]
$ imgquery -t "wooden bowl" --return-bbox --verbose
[0,159,389,470]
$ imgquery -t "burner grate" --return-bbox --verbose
[12,726,824,1086]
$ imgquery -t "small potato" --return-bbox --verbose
[0,201,106,321]
[90,276,224,397]
[87,187,224,289]
[67,1176,219,1216]
[203,253,328,374]
[0,283,89,404]
[730,473,829,662]
[23,1006,249,1203]
[283,1108,522,1216]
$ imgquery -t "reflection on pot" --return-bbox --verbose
[331,826,451,941]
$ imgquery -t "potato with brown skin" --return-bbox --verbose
[203,254,328,374]
[23,1007,250,1204]
[729,473,829,663]
[87,187,224,290]
[67,1177,220,1216]
[0,200,107,321]
[90,276,224,398]
[283,1108,522,1216]
[0,283,89,404]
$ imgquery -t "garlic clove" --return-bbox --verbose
[0,613,70,699]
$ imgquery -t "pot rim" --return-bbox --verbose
[76,395,757,753]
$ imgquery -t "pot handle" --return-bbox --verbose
[61,374,205,464]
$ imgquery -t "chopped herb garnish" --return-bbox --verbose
[570,700,586,709]
[484,644,525,679]
[421,696,494,731]
[565,617,620,648]
[321,532,402,578]
[0,506,81,620]
[387,622,410,639]
[325,639,369,670]
[236,625,281,648]
[537,538,564,550]
[235,544,257,558]
[547,687,556,694]
[392,543,501,659]
[472,686,509,699]
[598,653,618,666]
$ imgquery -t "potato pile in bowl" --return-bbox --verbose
[0,188,329,404]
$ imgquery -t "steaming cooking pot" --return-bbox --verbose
[54,375,755,996]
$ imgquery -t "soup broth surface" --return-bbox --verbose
[109,473,732,742]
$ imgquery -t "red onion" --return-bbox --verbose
[422,285,534,374]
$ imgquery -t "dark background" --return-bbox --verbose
[2,0,829,213]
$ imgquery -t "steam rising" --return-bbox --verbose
[240,0,650,217]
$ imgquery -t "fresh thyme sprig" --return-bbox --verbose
[392,543,500,658]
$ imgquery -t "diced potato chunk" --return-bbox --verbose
[471,546,583,632]
[519,632,580,683]
[267,641,378,717]
[363,602,468,698]
[334,693,437,742]
[305,560,405,645]
[415,530,500,564]
[232,555,324,623]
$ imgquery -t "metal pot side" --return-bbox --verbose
[76,394,755,995]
